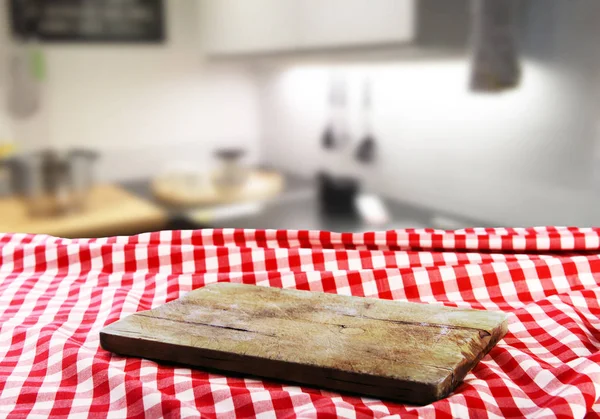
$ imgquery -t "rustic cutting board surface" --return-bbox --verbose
[100,283,508,405]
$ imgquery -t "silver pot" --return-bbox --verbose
[212,148,249,192]
[1,148,98,217]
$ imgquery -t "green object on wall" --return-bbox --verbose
[29,48,46,82]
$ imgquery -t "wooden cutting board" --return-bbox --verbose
[151,171,283,207]
[100,283,508,405]
[0,184,167,238]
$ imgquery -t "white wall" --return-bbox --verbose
[0,2,13,143]
[259,1,600,227]
[6,0,261,181]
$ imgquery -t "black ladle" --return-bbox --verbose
[355,77,376,164]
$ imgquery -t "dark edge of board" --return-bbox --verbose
[100,330,445,405]
[100,316,508,406]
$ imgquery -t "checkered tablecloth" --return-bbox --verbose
[1,227,600,418]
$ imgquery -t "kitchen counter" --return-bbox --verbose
[0,184,168,238]
[121,173,491,233]
[120,172,312,215]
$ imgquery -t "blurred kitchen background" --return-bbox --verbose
[0,0,599,238]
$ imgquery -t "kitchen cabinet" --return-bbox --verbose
[201,0,301,54]
[300,0,415,49]
[201,0,424,55]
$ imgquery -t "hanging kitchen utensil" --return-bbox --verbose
[7,0,46,120]
[355,77,376,164]
[321,74,350,151]
[336,75,350,150]
[321,74,338,150]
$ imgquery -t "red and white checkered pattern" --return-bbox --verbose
[1,227,600,418]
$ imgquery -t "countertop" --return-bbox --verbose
[121,173,490,232]
[0,184,168,238]
[0,172,490,237]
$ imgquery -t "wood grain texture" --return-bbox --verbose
[100,283,508,405]
[0,184,168,238]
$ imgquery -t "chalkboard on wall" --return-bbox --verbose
[9,0,165,43]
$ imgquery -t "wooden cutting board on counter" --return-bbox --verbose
[151,171,284,207]
[0,184,167,238]
[101,283,508,405]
